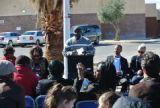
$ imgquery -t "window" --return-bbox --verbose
[37,32,42,36]
[23,32,35,35]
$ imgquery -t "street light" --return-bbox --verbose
[63,0,70,79]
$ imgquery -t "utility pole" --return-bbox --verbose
[63,0,70,79]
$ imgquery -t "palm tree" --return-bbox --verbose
[28,0,79,62]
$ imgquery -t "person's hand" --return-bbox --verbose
[82,50,87,55]
[116,72,121,75]
[137,70,143,75]
[72,50,78,55]
[77,63,85,80]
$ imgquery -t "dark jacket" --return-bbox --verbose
[73,65,117,101]
[73,78,98,101]
[130,55,142,76]
[106,55,129,77]
[31,57,49,79]
[129,81,160,108]
[36,75,73,95]
[0,76,25,108]
[112,96,152,108]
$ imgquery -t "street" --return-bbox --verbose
[0,42,160,65]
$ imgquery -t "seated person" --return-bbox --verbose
[63,27,95,56]
[98,91,120,108]
[129,81,160,108]
[73,62,117,101]
[30,45,49,79]
[95,61,117,91]
[112,96,152,108]
[105,45,129,92]
[1,45,16,65]
[140,51,160,83]
[45,83,77,108]
[13,55,39,97]
[129,44,146,85]
[36,60,73,95]
[0,60,25,108]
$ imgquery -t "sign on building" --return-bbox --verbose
[0,20,4,24]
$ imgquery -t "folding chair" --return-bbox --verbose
[25,96,36,108]
[76,100,98,108]
[35,95,47,108]
[118,92,129,96]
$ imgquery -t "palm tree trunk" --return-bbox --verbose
[43,11,63,62]
[45,32,63,62]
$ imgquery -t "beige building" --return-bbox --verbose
[0,0,37,33]
[70,0,146,39]
[145,4,160,37]
[0,0,146,39]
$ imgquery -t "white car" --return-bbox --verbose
[17,30,45,47]
[0,32,21,47]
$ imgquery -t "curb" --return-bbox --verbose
[99,39,160,44]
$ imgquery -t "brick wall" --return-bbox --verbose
[0,15,40,34]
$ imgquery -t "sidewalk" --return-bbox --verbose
[100,38,160,44]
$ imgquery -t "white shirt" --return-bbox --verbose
[113,57,123,75]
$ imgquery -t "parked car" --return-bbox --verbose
[0,32,21,46]
[17,30,44,47]
[70,24,102,44]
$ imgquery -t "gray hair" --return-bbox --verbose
[137,43,146,51]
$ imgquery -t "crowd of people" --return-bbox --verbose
[0,27,160,108]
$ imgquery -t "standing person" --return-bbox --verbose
[0,60,25,108]
[129,44,146,85]
[105,44,129,92]
[36,60,73,95]
[63,27,95,56]
[98,91,120,108]
[1,45,16,65]
[13,55,39,97]
[45,83,77,108]
[63,27,95,79]
[30,45,49,79]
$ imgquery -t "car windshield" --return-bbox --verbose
[0,33,10,36]
[70,26,77,33]
[23,32,35,35]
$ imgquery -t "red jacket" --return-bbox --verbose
[1,56,16,65]
[13,65,39,97]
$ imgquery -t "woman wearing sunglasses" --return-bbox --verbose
[30,45,49,79]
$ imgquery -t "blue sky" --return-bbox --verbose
[145,0,160,9]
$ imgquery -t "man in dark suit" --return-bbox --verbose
[105,44,129,92]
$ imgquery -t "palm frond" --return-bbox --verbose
[28,0,79,15]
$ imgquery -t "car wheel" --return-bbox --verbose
[21,44,26,47]
[94,37,99,45]
[8,40,13,46]
[36,40,40,46]
[0,45,5,48]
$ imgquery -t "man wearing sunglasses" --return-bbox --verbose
[129,44,146,85]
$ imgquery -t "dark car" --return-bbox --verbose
[71,24,102,44]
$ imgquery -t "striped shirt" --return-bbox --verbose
[63,36,95,56]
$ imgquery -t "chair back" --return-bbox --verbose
[76,100,98,108]
[35,95,47,108]
[118,92,129,96]
[25,96,36,108]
